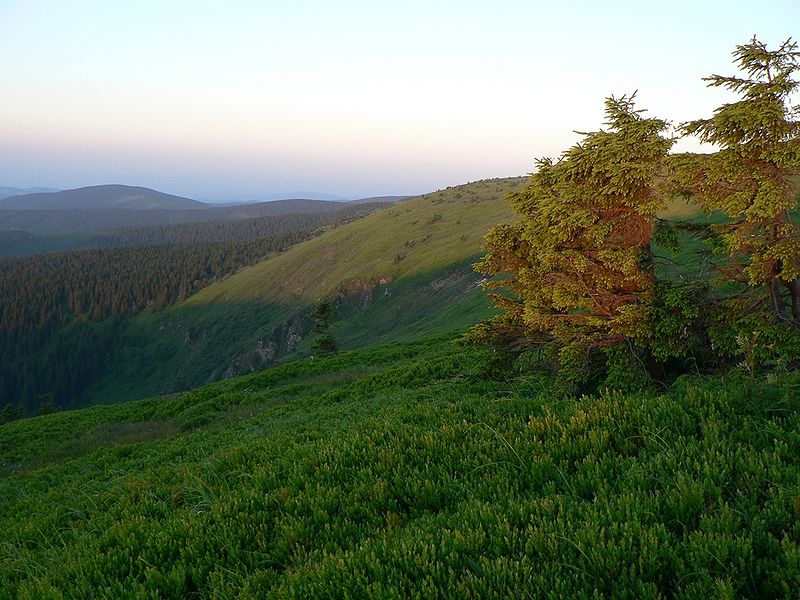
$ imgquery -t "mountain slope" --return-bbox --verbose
[187,178,524,305]
[2,337,798,597]
[347,195,408,204]
[84,177,526,404]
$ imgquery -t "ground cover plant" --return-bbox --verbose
[2,337,800,598]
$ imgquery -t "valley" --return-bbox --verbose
[0,178,525,412]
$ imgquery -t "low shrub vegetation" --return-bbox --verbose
[2,338,800,597]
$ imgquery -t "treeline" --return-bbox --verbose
[0,204,386,412]
[0,235,301,412]
[0,320,118,419]
[0,231,304,333]
[0,198,371,236]
[98,204,382,246]
[0,203,384,257]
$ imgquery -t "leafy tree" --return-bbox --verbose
[473,94,673,375]
[680,37,800,319]
[311,300,339,356]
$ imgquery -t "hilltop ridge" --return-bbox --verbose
[0,184,207,210]
[188,177,526,305]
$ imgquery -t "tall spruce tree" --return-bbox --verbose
[473,94,673,365]
[681,37,800,319]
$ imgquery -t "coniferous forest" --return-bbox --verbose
[0,203,384,413]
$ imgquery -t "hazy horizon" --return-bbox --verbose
[0,183,396,204]
[1,0,797,200]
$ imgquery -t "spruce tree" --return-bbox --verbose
[681,37,800,319]
[474,94,673,366]
[311,299,338,356]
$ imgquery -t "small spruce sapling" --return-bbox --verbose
[311,299,339,356]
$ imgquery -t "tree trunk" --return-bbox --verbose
[771,278,787,319]
[785,277,800,321]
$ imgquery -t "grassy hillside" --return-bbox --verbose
[2,336,799,597]
[186,177,524,305]
[83,178,527,404]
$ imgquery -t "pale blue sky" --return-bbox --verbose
[1,0,797,200]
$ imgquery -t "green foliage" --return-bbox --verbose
[648,283,709,362]
[473,94,673,382]
[311,299,339,356]
[601,344,652,391]
[0,403,23,425]
[2,337,800,597]
[474,37,800,381]
[709,300,800,374]
[680,37,800,319]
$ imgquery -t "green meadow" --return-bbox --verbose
[3,337,800,597]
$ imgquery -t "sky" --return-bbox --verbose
[0,0,797,201]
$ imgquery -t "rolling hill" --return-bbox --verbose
[81,177,527,404]
[0,184,206,210]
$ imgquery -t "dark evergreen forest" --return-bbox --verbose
[0,203,383,257]
[0,203,385,413]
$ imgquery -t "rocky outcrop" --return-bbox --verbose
[223,317,308,378]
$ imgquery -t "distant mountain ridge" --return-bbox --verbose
[0,184,207,210]
[0,186,60,200]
